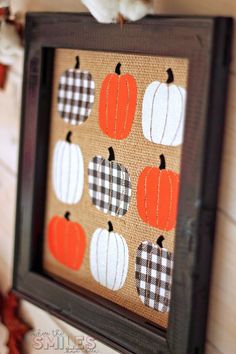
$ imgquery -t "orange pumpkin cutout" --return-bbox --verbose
[99,62,137,140]
[137,155,180,231]
[48,212,86,270]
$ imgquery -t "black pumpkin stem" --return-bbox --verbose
[75,56,80,69]
[159,154,166,170]
[157,235,164,248]
[66,131,72,143]
[108,221,113,232]
[108,146,115,161]
[115,62,121,75]
[64,211,70,221]
[166,68,174,84]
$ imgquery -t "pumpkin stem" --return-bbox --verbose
[66,131,72,143]
[157,235,164,248]
[115,62,121,75]
[64,212,70,221]
[108,147,115,161]
[166,68,174,84]
[108,221,113,232]
[75,56,80,69]
[159,154,166,170]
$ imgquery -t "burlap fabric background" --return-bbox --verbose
[43,49,188,329]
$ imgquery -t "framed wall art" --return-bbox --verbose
[13,13,232,354]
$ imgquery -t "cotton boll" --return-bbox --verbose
[81,0,119,23]
[0,22,22,65]
[81,0,154,23]
[119,0,154,21]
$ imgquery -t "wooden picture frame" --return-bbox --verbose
[13,13,232,354]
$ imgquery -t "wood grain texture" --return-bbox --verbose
[2,1,236,353]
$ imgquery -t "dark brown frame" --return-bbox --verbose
[13,13,232,354]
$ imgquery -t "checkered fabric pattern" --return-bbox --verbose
[135,241,173,312]
[88,156,132,217]
[57,68,95,125]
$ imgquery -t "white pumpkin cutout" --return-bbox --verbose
[90,222,129,291]
[52,131,84,204]
[142,68,187,146]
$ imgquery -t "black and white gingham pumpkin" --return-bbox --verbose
[88,147,132,217]
[90,222,129,291]
[52,131,84,204]
[57,56,95,125]
[135,236,173,312]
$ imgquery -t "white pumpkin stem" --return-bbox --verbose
[66,131,72,143]
[166,68,174,84]
[64,211,70,221]
[159,154,166,170]
[75,56,80,69]
[108,221,113,232]
[115,63,121,75]
[157,235,164,248]
[108,146,115,161]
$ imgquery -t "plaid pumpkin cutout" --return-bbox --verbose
[135,240,173,312]
[88,151,132,217]
[58,68,95,125]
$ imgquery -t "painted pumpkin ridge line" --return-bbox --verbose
[105,229,111,288]
[171,86,184,146]
[74,222,85,270]
[53,143,60,198]
[165,171,173,232]
[72,144,80,204]
[53,143,60,200]
[72,223,79,269]
[112,232,119,291]
[96,228,103,284]
[108,161,113,215]
[114,74,120,139]
[97,157,106,211]
[119,234,126,290]
[150,82,161,143]
[53,141,61,201]
[115,162,126,217]
[160,84,170,144]
[65,141,72,203]
[155,166,161,228]
[122,75,130,140]
[59,143,67,201]
[64,213,70,267]
[114,63,123,139]
[71,68,77,122]
[105,75,114,136]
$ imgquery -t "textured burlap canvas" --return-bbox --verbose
[43,48,188,329]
